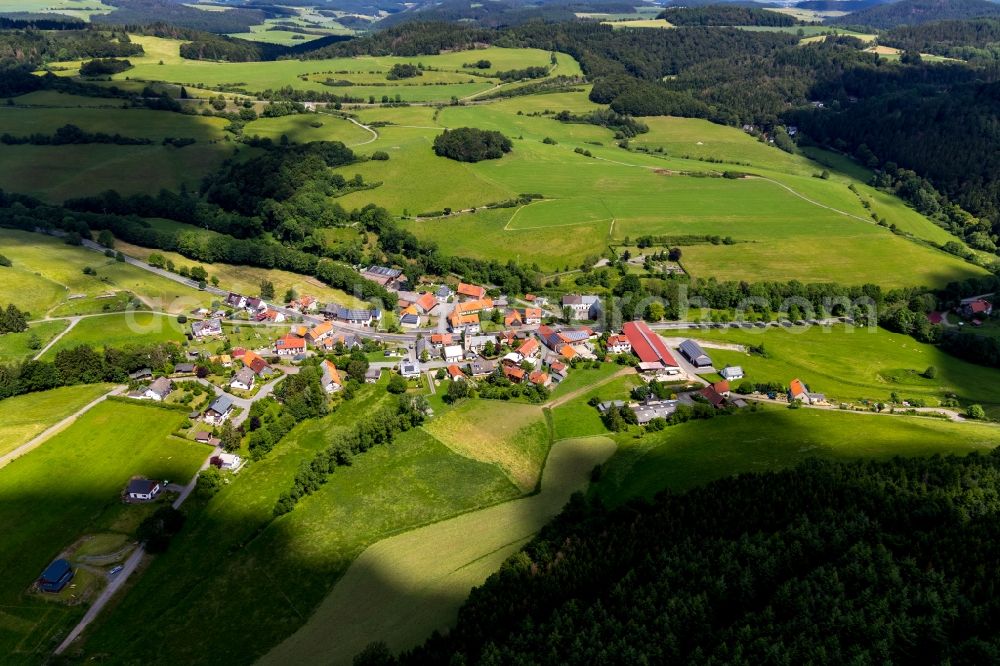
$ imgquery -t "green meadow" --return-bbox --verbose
[0,0,114,19]
[0,104,227,141]
[0,320,68,364]
[675,325,1000,414]
[77,386,526,664]
[594,407,999,505]
[0,229,209,315]
[0,401,205,662]
[40,312,187,358]
[243,113,373,146]
[0,383,112,458]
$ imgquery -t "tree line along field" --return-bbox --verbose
[0,400,206,662]
[0,229,212,316]
[38,312,187,359]
[0,319,67,364]
[676,324,1000,417]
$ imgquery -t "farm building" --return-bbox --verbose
[38,559,74,593]
[562,294,601,320]
[126,478,161,502]
[632,399,677,424]
[362,266,406,290]
[679,340,713,368]
[622,321,680,372]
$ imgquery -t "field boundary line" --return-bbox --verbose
[344,117,378,146]
[0,385,125,470]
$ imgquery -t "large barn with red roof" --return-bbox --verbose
[622,321,680,370]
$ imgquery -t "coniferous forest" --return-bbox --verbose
[393,452,1000,665]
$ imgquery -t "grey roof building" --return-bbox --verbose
[679,339,712,367]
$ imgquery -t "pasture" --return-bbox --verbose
[421,400,549,491]
[594,407,999,505]
[0,0,113,19]
[40,312,186,358]
[0,383,112,458]
[676,324,1000,414]
[77,384,523,664]
[243,113,372,146]
[550,373,642,440]
[0,320,68,364]
[0,401,205,662]
[0,104,227,142]
[0,229,209,315]
[262,435,616,666]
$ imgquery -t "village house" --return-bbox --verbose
[173,363,196,376]
[365,367,382,383]
[320,359,343,393]
[142,377,173,402]
[191,318,223,338]
[415,292,438,315]
[274,335,306,357]
[399,360,421,379]
[429,333,453,348]
[720,365,744,381]
[400,304,421,328]
[457,282,486,300]
[529,370,551,387]
[209,354,232,368]
[711,380,731,397]
[517,337,541,359]
[502,364,526,384]
[194,431,212,444]
[447,364,465,381]
[562,294,601,320]
[521,307,542,325]
[960,299,993,320]
[224,293,247,310]
[468,359,496,378]
[204,395,234,425]
[210,453,244,472]
[336,307,382,327]
[443,344,464,363]
[606,334,632,354]
[231,367,256,391]
[436,285,454,302]
[788,378,825,405]
[242,350,272,376]
[362,266,407,290]
[505,310,523,327]
[679,339,713,368]
[448,311,480,334]
[699,386,727,409]
[126,477,161,502]
[454,298,494,316]
[288,295,317,312]
[255,309,285,323]
[306,321,334,345]
[547,359,568,383]
[465,334,496,354]
[244,297,266,314]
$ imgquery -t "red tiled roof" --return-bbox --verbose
[430,333,453,344]
[699,386,725,407]
[622,321,678,367]
[529,371,549,385]
[503,365,526,381]
[416,292,437,313]
[712,380,730,394]
[517,338,539,356]
[969,300,991,314]
[789,378,807,398]
[457,283,486,299]
[447,364,463,379]
[275,335,305,350]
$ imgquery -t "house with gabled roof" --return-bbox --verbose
[562,294,601,320]
[306,321,334,344]
[241,350,271,376]
[231,367,255,391]
[224,293,246,309]
[606,334,631,354]
[622,321,680,373]
[699,386,727,409]
[320,359,343,393]
[503,364,526,383]
[204,395,234,424]
[191,318,223,338]
[400,304,421,328]
[720,366,744,381]
[362,266,406,290]
[529,370,551,387]
[126,478,161,502]
[449,311,480,334]
[274,335,305,356]
[415,292,438,314]
[961,299,993,319]
[443,344,464,363]
[505,310,523,327]
[447,364,465,381]
[457,283,486,300]
[787,378,824,405]
[142,377,173,402]
[38,559,74,593]
[517,337,540,358]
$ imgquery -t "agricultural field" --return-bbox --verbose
[0,229,210,315]
[676,324,1000,415]
[243,113,373,146]
[594,407,999,505]
[39,312,186,358]
[0,383,111,458]
[0,104,228,142]
[77,385,526,664]
[262,435,617,665]
[0,320,68,364]
[0,401,205,662]
[550,373,642,440]
[421,400,549,492]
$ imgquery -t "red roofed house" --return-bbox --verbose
[232,347,247,358]
[447,364,465,381]
[503,364,526,383]
[961,299,993,319]
[242,350,271,376]
[457,283,486,300]
[505,311,523,327]
[788,378,810,404]
[622,321,680,373]
[711,380,730,397]
[416,292,438,314]
[606,334,631,354]
[320,359,342,393]
[274,335,306,356]
[699,386,726,409]
[517,337,540,358]
[522,308,542,325]
[429,333,453,347]
[529,370,551,387]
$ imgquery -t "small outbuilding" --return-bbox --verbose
[38,559,74,593]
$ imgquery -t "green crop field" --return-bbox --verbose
[76,384,524,664]
[262,435,617,666]
[0,0,114,19]
[422,400,549,491]
[0,320,68,364]
[594,407,999,506]
[0,383,111,458]
[0,229,209,315]
[0,401,205,662]
[674,325,1000,414]
[40,312,186,358]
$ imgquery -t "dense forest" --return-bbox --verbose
[882,17,1000,60]
[392,451,1000,665]
[830,0,1000,28]
[658,5,798,26]
[90,0,289,33]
